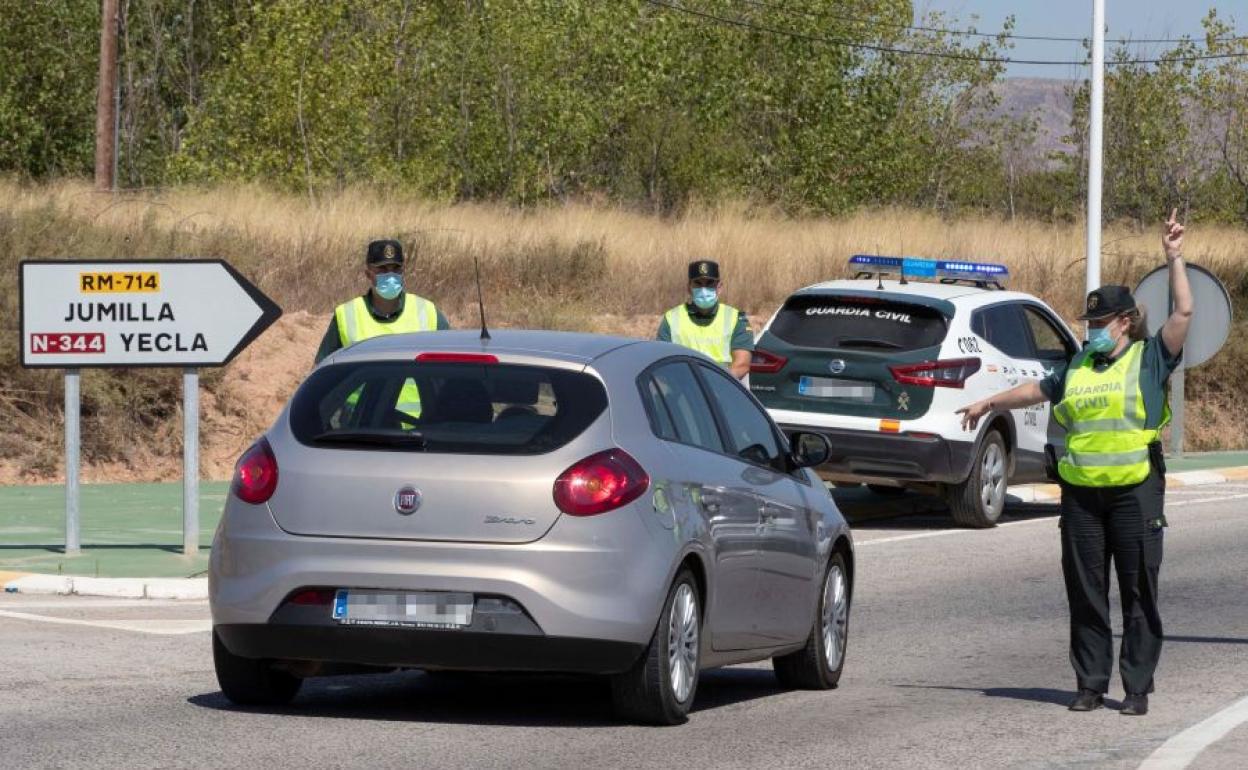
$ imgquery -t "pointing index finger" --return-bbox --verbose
[1168,207,1178,225]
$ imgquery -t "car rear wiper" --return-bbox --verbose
[312,430,428,448]
[835,338,905,349]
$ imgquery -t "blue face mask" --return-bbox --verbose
[374,272,403,301]
[691,287,718,310]
[1086,325,1117,354]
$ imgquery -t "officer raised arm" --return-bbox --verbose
[957,209,1194,716]
[656,259,753,380]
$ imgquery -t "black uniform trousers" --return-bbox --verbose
[1059,447,1166,696]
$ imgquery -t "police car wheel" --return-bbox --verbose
[213,629,302,706]
[947,430,1008,528]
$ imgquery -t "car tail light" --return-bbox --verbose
[415,352,498,364]
[889,357,981,388]
[553,449,650,516]
[231,437,278,504]
[750,348,788,374]
[287,588,335,606]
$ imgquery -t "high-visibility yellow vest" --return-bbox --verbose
[334,293,439,417]
[664,304,740,365]
[1052,341,1170,487]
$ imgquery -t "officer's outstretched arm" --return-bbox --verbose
[956,382,1046,432]
[729,349,752,380]
[1161,209,1194,356]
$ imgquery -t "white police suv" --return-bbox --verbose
[750,256,1079,527]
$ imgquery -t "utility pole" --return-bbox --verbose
[94,0,119,192]
[1086,0,1105,297]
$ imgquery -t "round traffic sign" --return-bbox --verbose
[1133,263,1232,368]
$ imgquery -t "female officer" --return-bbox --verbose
[957,210,1193,717]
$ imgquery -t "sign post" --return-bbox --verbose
[1086,0,1106,298]
[20,260,281,556]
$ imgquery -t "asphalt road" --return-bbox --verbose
[3,482,1247,769]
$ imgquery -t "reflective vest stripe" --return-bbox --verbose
[1061,447,1151,467]
[665,304,739,365]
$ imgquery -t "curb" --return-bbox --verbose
[1007,464,1248,505]
[2,573,207,600]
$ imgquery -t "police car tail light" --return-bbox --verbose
[889,358,981,388]
[750,349,788,374]
[232,437,279,504]
[553,449,650,516]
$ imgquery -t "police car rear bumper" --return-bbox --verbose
[779,424,973,484]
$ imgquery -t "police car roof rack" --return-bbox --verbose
[849,255,1008,290]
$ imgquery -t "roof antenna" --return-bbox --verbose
[474,256,491,341]
[876,271,885,291]
[898,259,908,285]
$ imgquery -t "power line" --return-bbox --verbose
[729,0,1248,45]
[641,0,1248,66]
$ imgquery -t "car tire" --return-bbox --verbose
[947,429,1008,528]
[213,629,302,706]
[773,551,850,690]
[610,569,701,725]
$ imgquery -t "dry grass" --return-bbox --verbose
[2,178,1246,481]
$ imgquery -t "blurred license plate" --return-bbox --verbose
[798,376,875,400]
[332,590,474,629]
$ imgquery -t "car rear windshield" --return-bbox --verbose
[767,294,949,351]
[289,361,607,455]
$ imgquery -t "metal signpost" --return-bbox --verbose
[1086,0,1106,296]
[19,260,281,557]
[1134,264,1233,456]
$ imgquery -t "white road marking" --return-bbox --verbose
[1138,693,1248,770]
[0,599,207,610]
[0,609,210,635]
[856,488,1248,547]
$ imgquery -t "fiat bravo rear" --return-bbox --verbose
[210,330,854,724]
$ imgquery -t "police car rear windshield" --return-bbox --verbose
[769,294,949,351]
[290,361,607,454]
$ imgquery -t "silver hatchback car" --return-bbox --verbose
[210,330,854,724]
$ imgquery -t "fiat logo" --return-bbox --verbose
[829,359,847,374]
[394,486,422,515]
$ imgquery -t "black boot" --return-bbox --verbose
[1121,693,1149,716]
[1068,689,1105,711]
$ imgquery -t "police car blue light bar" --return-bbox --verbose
[849,255,1009,283]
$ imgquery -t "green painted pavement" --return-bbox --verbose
[0,481,227,578]
[1164,451,1248,472]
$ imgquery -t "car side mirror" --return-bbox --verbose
[788,431,831,469]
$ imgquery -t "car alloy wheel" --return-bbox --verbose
[822,562,849,672]
[980,440,1007,515]
[667,582,699,704]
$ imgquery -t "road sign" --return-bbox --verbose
[1134,262,1232,457]
[19,260,281,368]
[1134,263,1232,368]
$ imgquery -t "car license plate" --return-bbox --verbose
[332,589,474,629]
[798,376,876,400]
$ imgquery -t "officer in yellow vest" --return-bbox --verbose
[314,239,450,416]
[656,260,753,380]
[957,210,1193,717]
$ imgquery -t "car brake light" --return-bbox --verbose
[415,352,499,364]
[231,437,279,504]
[889,357,981,388]
[553,449,650,516]
[750,348,788,374]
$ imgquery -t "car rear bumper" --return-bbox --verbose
[779,424,973,484]
[215,623,645,674]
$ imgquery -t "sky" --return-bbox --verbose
[919,0,1247,78]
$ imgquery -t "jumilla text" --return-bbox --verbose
[64,302,174,322]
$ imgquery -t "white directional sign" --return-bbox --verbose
[20,260,281,367]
